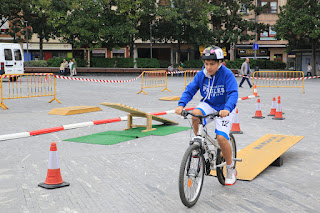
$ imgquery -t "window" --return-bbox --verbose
[240,3,247,14]
[261,1,278,14]
[14,49,22,61]
[112,49,125,58]
[260,26,277,40]
[92,49,106,58]
[4,49,12,60]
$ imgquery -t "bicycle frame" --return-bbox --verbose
[189,118,222,172]
[190,116,241,172]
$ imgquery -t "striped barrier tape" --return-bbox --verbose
[0,107,196,141]
[0,89,256,141]
[54,73,143,83]
[235,74,320,81]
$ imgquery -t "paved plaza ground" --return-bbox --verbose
[0,73,319,212]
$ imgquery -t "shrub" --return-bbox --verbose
[90,58,134,68]
[159,60,171,68]
[136,58,160,68]
[225,59,245,69]
[183,60,203,68]
[24,60,48,67]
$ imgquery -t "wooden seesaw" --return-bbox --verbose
[100,102,178,132]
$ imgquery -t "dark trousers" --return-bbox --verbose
[239,76,252,87]
[306,72,312,77]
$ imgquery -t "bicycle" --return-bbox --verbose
[178,110,242,207]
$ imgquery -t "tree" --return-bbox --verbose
[22,0,69,60]
[113,0,157,58]
[0,0,27,42]
[0,0,23,28]
[208,0,268,59]
[274,0,320,75]
[156,0,214,62]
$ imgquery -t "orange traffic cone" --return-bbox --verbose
[268,97,276,116]
[230,108,243,134]
[252,99,265,119]
[253,84,258,97]
[38,142,70,189]
[276,96,285,114]
[273,98,285,120]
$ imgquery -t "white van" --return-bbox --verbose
[0,43,24,79]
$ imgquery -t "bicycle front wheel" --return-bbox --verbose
[178,143,205,208]
[216,133,237,185]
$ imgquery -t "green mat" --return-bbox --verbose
[64,125,190,145]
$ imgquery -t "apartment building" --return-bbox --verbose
[237,0,288,63]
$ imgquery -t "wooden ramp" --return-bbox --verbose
[159,96,180,101]
[49,106,102,115]
[211,134,304,181]
[100,102,178,132]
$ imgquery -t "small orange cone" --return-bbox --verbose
[38,142,70,189]
[268,97,276,116]
[253,84,258,97]
[252,99,265,119]
[273,98,285,120]
[230,108,243,134]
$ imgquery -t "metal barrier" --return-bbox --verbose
[184,70,198,89]
[0,73,60,109]
[137,70,171,95]
[252,71,305,94]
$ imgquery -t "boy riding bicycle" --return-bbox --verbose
[175,45,238,185]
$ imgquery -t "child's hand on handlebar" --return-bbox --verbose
[175,106,184,115]
[219,110,230,118]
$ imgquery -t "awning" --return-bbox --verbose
[240,56,270,59]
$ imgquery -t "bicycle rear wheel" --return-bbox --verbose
[178,143,205,207]
[216,133,237,185]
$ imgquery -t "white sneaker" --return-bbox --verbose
[225,167,237,186]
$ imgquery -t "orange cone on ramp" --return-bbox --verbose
[268,97,276,116]
[38,142,70,189]
[252,99,265,119]
[273,98,285,120]
[230,108,243,134]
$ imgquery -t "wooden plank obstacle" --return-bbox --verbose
[100,102,178,132]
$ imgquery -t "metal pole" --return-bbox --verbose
[254,0,257,60]
[150,22,152,58]
[25,21,29,62]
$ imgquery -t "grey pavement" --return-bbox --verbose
[0,73,319,213]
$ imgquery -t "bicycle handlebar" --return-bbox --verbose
[181,110,219,120]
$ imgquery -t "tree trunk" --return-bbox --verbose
[39,33,44,60]
[177,40,181,64]
[312,39,316,76]
[130,35,134,59]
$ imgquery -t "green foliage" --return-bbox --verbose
[225,59,245,69]
[158,60,171,68]
[136,58,160,68]
[90,58,134,68]
[225,59,286,70]
[274,0,320,50]
[46,57,87,67]
[156,0,213,61]
[207,0,268,47]
[24,60,48,67]
[183,60,203,68]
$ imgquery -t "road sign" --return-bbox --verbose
[253,44,259,50]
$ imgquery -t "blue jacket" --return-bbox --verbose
[178,65,238,112]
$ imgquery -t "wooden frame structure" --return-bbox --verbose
[100,102,178,132]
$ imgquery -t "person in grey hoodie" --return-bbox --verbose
[175,45,238,186]
[239,58,252,88]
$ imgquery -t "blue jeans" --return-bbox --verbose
[239,76,252,87]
